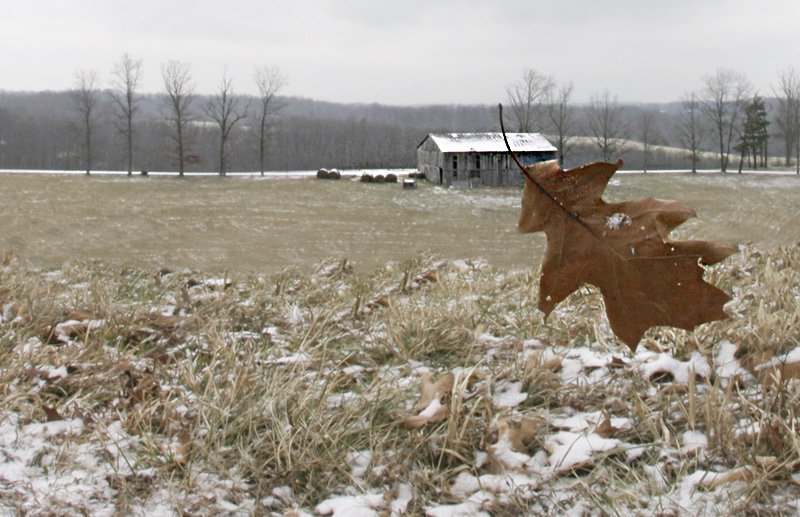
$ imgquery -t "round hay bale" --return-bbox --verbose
[373,175,386,184]
[317,168,330,179]
[385,173,398,183]
[360,173,374,183]
[329,169,341,180]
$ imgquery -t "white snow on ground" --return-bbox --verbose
[0,323,785,516]
[546,431,624,473]
[492,380,528,408]
[681,430,709,457]
[3,250,800,515]
[715,340,756,387]
[637,349,711,384]
[549,411,633,433]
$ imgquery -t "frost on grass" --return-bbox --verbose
[1,246,800,514]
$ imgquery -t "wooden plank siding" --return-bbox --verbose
[416,133,557,188]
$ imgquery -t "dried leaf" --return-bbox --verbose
[73,403,94,425]
[593,414,620,439]
[544,356,563,372]
[516,159,736,350]
[403,372,454,430]
[756,361,800,390]
[704,458,778,489]
[123,369,161,407]
[65,309,100,321]
[42,405,63,422]
[486,418,538,473]
[169,430,191,468]
[414,372,454,411]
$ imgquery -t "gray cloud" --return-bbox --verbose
[1,0,799,105]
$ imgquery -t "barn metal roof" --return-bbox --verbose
[424,133,557,154]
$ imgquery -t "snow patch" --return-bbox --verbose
[546,431,623,473]
[492,381,528,408]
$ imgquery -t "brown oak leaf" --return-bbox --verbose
[403,372,454,430]
[517,159,736,350]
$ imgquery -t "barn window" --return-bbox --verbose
[475,155,481,169]
[452,155,458,178]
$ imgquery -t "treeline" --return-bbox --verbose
[504,67,800,173]
[0,90,504,173]
[0,90,685,172]
[0,92,417,172]
[1,66,799,173]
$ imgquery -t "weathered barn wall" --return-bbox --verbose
[417,133,557,188]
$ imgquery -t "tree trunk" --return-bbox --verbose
[85,115,92,175]
[127,117,133,175]
[219,136,226,177]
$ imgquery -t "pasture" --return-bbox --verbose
[2,170,800,515]
[1,172,799,272]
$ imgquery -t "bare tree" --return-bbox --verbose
[773,66,800,173]
[505,68,554,132]
[162,60,195,177]
[254,65,286,175]
[205,68,248,176]
[71,70,101,175]
[110,53,143,175]
[546,82,576,167]
[701,69,751,172]
[586,91,628,162]
[676,91,706,173]
[637,108,659,173]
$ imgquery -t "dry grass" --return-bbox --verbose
[2,242,800,514]
[2,173,800,274]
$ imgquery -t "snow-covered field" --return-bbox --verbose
[2,242,800,515]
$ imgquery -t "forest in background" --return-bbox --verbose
[0,88,788,174]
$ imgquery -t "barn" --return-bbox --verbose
[416,132,557,188]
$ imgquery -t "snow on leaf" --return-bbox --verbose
[403,372,454,430]
[546,431,623,473]
[549,411,632,434]
[486,418,537,472]
[167,430,191,468]
[516,159,736,350]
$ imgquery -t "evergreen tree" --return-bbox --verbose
[736,95,770,171]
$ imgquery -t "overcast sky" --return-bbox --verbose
[2,0,799,106]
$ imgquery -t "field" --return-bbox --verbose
[2,171,800,515]
[2,172,800,272]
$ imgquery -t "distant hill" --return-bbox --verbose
[0,90,791,173]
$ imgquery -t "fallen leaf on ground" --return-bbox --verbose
[593,413,621,439]
[706,457,777,489]
[755,360,800,390]
[403,372,454,430]
[42,405,63,422]
[486,418,538,472]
